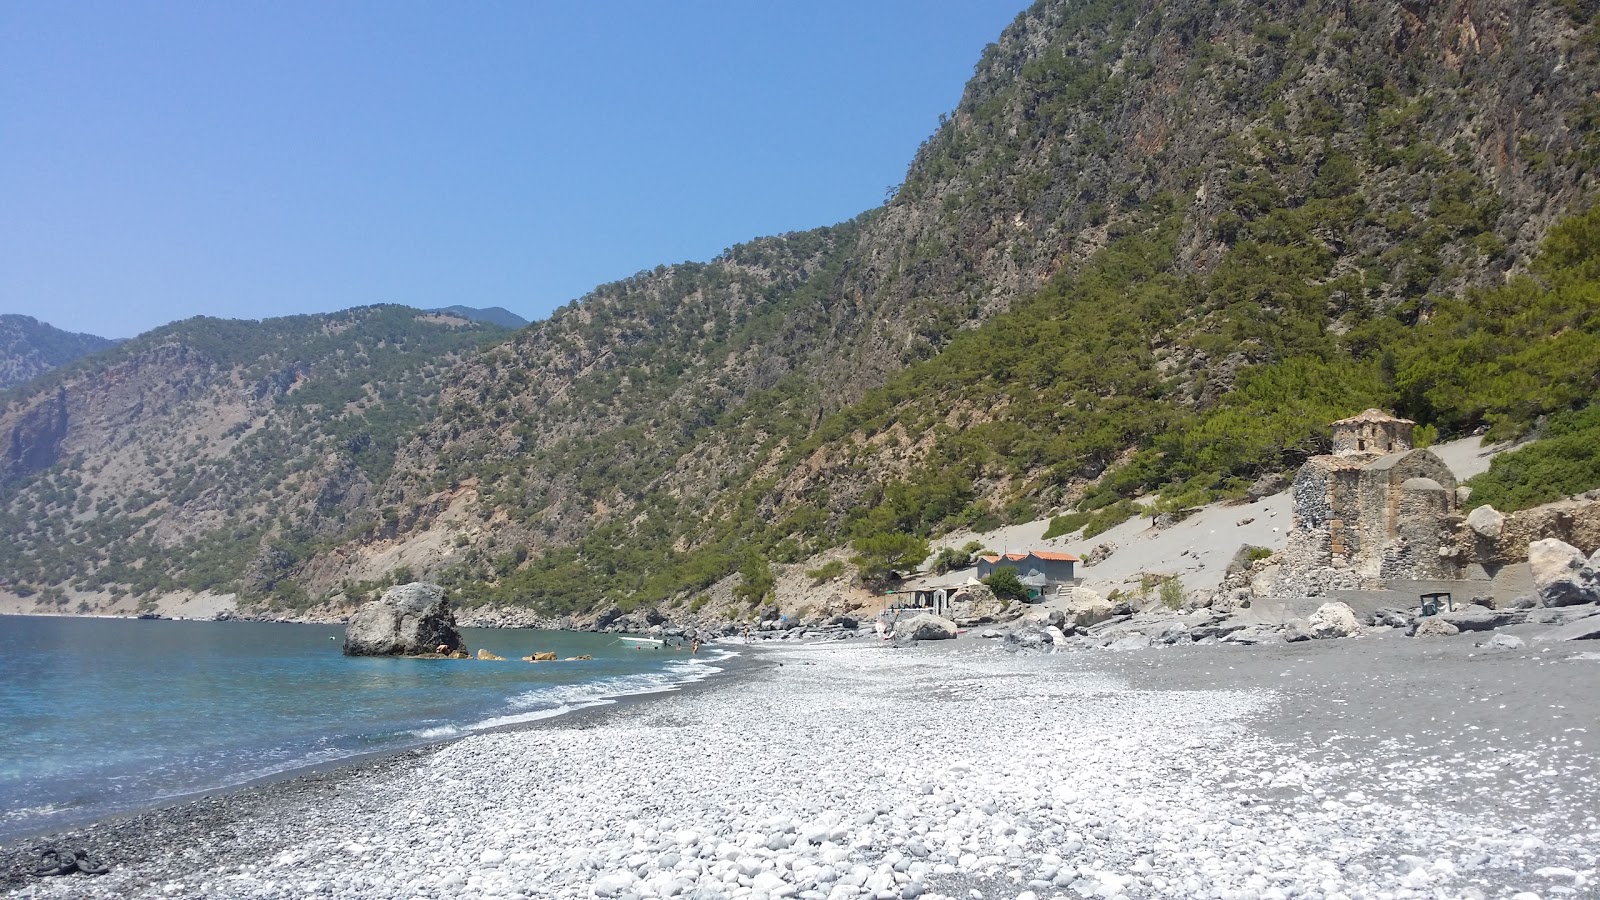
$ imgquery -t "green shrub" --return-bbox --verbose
[1159,576,1186,610]
[850,532,930,581]
[1042,512,1090,540]
[984,566,1030,603]
[805,560,848,583]
[733,553,775,606]
[1466,403,1600,512]
[1083,500,1139,538]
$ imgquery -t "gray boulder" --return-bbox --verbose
[1534,612,1600,643]
[1529,538,1600,607]
[1308,601,1363,639]
[1466,504,1505,540]
[1479,633,1526,650]
[1440,607,1527,632]
[1371,609,1412,629]
[1246,472,1288,501]
[1283,620,1312,643]
[1006,627,1051,650]
[1412,618,1460,638]
[896,613,957,641]
[343,583,463,657]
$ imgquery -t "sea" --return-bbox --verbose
[0,615,730,844]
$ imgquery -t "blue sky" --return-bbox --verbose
[2,2,1026,339]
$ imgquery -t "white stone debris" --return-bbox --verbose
[27,642,1599,900]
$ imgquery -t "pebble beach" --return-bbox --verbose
[3,632,1597,900]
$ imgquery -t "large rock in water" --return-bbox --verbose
[1529,538,1600,607]
[342,583,464,657]
[895,613,957,641]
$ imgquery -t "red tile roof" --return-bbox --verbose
[979,551,1080,563]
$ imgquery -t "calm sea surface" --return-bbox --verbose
[0,616,727,843]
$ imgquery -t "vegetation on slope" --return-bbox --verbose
[0,315,117,390]
[0,306,510,605]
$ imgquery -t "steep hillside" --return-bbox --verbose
[7,0,1600,617]
[0,315,117,389]
[0,306,510,608]
[341,0,1599,616]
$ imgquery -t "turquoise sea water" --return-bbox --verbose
[0,616,726,844]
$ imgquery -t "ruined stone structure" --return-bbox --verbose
[1285,410,1462,586]
[1329,407,1415,456]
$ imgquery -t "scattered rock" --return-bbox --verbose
[1440,607,1527,632]
[1062,588,1119,630]
[1108,634,1150,651]
[475,649,504,661]
[1529,538,1600,607]
[1467,504,1505,540]
[1307,601,1362,639]
[945,584,1015,624]
[1284,620,1311,643]
[1371,609,1412,629]
[341,583,463,657]
[1479,634,1525,650]
[1413,618,1460,638]
[1533,612,1600,643]
[895,613,957,641]
[1083,543,1116,566]
[1246,472,1288,501]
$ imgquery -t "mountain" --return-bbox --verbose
[427,306,529,330]
[5,0,1599,617]
[0,315,117,390]
[0,306,512,608]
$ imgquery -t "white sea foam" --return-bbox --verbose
[408,725,465,740]
[470,648,736,732]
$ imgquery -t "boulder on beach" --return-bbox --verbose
[1307,601,1362,639]
[1534,611,1600,643]
[945,584,1013,624]
[1479,633,1526,650]
[1529,538,1600,607]
[341,582,463,657]
[1412,617,1460,638]
[1062,587,1120,630]
[896,613,957,641]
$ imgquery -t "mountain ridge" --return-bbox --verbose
[3,0,1599,618]
[0,315,118,390]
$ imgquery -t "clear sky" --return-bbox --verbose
[1,1,1027,339]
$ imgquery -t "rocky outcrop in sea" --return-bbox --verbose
[342,582,464,657]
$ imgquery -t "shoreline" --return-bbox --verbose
[5,633,1596,899]
[0,642,762,871]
